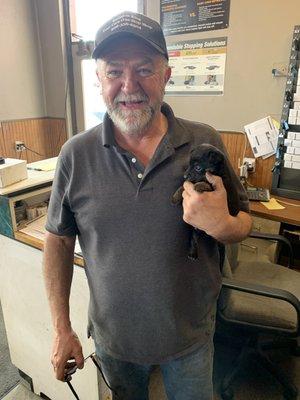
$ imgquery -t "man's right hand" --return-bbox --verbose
[51,329,84,381]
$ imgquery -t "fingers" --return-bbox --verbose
[74,350,84,369]
[51,331,84,381]
[182,181,195,196]
[205,172,224,191]
[53,356,84,381]
[53,358,68,381]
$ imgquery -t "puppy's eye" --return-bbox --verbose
[194,165,202,172]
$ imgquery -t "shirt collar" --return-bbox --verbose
[102,113,117,147]
[160,102,192,149]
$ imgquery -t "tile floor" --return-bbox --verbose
[2,383,40,400]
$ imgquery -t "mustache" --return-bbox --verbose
[114,92,149,104]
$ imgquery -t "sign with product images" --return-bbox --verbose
[166,37,227,95]
[160,0,230,36]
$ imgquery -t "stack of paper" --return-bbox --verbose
[19,214,83,257]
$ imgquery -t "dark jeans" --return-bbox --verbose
[95,338,214,400]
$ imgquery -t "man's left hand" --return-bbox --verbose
[182,172,230,237]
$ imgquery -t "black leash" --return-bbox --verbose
[67,381,80,400]
[65,353,118,399]
[90,354,116,393]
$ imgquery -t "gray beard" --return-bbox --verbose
[105,87,165,136]
[107,105,156,136]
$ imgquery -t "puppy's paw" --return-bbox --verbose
[194,181,213,193]
[171,186,184,205]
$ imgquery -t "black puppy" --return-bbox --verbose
[172,143,239,260]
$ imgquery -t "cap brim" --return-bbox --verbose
[92,31,168,60]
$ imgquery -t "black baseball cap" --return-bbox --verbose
[92,11,168,60]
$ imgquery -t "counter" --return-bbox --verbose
[0,159,104,400]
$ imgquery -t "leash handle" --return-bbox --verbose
[65,353,118,399]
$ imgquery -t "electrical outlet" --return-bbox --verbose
[15,141,25,152]
[243,157,256,173]
[239,164,248,179]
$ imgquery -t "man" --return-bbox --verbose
[44,11,252,400]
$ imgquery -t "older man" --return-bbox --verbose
[44,11,252,400]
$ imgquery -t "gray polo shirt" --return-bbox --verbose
[46,103,249,364]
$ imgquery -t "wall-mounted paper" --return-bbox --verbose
[244,116,279,159]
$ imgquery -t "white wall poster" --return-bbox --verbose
[166,37,227,95]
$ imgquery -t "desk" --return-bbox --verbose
[0,159,101,399]
[0,234,99,400]
[249,196,300,226]
[249,195,300,268]
[0,167,55,196]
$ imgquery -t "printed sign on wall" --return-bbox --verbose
[166,37,227,95]
[161,0,230,36]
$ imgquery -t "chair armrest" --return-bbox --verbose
[222,277,300,335]
[248,231,294,267]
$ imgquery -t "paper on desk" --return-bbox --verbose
[20,215,83,257]
[19,214,47,240]
[27,157,57,171]
[244,116,279,158]
[261,198,285,210]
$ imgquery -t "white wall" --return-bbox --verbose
[0,0,66,122]
[147,0,300,131]
[0,0,46,120]
[35,0,66,119]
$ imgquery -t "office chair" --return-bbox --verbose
[217,232,300,400]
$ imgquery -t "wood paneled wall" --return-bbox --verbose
[220,131,275,190]
[0,122,274,189]
[0,118,67,163]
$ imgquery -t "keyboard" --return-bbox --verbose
[246,187,270,202]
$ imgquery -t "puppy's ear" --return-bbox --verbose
[171,186,184,205]
[207,150,226,176]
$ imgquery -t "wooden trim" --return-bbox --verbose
[45,116,67,120]
[0,122,6,155]
[1,116,64,123]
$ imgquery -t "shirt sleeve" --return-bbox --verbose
[45,153,79,236]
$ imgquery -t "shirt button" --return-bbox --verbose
[137,173,143,179]
[131,157,136,163]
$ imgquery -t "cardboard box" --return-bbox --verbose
[0,158,28,188]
